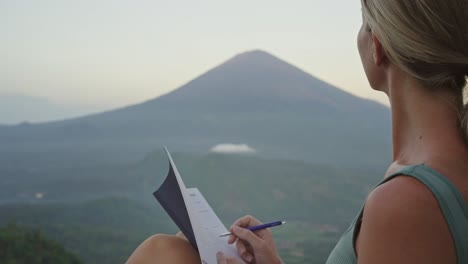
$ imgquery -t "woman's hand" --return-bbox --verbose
[219,215,283,264]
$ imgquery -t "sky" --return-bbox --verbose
[1,0,389,117]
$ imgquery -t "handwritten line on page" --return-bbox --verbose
[153,147,245,264]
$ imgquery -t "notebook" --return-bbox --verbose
[154,147,245,264]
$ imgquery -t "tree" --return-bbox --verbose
[0,223,82,264]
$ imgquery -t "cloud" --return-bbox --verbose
[209,144,256,154]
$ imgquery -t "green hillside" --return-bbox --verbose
[0,152,381,263]
[0,199,341,264]
[0,223,82,264]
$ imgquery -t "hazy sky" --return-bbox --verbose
[1,0,389,112]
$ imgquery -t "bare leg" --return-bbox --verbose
[126,234,200,264]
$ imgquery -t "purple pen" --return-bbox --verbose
[219,220,286,237]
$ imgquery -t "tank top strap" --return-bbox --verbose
[384,164,468,264]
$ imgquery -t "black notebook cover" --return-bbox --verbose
[153,160,198,251]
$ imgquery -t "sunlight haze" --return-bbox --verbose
[1,0,389,122]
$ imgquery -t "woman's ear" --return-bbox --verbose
[372,34,386,66]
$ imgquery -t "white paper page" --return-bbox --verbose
[186,188,245,264]
[163,148,244,263]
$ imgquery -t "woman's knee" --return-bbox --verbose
[127,234,200,264]
[145,234,191,251]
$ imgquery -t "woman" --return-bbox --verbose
[127,0,468,263]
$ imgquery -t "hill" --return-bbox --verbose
[0,150,377,219]
[0,223,82,263]
[0,152,380,263]
[0,50,391,169]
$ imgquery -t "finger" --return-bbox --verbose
[225,255,242,264]
[244,253,253,263]
[240,241,254,262]
[230,226,271,243]
[236,239,254,256]
[231,215,263,229]
[236,239,247,256]
[217,252,227,264]
[231,226,263,250]
[228,215,262,244]
[244,242,254,255]
[228,234,237,244]
[237,242,253,263]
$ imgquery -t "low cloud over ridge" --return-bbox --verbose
[209,144,256,154]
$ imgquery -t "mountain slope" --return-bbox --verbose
[0,50,391,168]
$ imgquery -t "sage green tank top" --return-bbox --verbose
[326,164,468,264]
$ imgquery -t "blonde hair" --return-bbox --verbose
[361,0,468,141]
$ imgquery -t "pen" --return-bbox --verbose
[219,220,286,237]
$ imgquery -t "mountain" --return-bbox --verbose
[0,50,392,168]
[0,93,99,125]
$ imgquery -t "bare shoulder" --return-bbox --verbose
[356,176,457,264]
